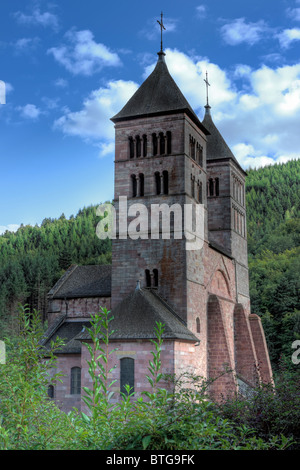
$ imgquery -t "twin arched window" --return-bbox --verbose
[207,178,219,197]
[131,173,144,197]
[155,171,168,195]
[189,135,203,167]
[129,135,147,158]
[145,269,158,288]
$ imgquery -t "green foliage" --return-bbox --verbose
[0,205,112,335]
[246,159,300,372]
[219,366,300,450]
[0,305,77,450]
[0,306,296,450]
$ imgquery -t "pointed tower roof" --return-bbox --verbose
[111,52,209,135]
[202,105,246,174]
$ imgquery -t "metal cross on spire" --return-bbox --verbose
[157,12,166,52]
[204,71,211,107]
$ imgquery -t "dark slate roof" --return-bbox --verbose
[41,319,91,354]
[202,106,246,175]
[77,287,199,343]
[48,264,111,299]
[111,52,209,136]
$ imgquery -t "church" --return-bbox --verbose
[42,36,273,413]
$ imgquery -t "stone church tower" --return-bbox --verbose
[44,46,273,412]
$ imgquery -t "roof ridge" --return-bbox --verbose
[145,289,187,326]
[39,313,67,346]
[47,264,78,297]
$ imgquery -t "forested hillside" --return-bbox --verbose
[245,159,300,371]
[0,159,299,372]
[0,206,111,333]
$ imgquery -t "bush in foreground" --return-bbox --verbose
[0,306,296,450]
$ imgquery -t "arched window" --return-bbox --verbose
[131,174,137,197]
[120,357,134,395]
[145,269,151,288]
[159,132,165,155]
[152,133,158,156]
[129,137,134,159]
[139,173,144,197]
[166,131,172,154]
[142,134,147,157]
[136,135,141,158]
[190,136,196,160]
[198,145,203,167]
[153,269,158,287]
[70,367,81,395]
[163,170,169,195]
[196,317,200,334]
[155,172,161,195]
[191,174,195,198]
[47,384,54,399]
[198,181,203,203]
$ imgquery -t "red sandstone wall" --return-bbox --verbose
[48,296,111,326]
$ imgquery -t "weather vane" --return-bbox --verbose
[157,12,166,52]
[204,71,210,107]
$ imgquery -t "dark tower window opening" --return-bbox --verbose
[129,137,134,159]
[159,132,165,155]
[190,136,196,160]
[120,357,134,395]
[47,384,54,398]
[163,170,169,195]
[152,133,158,156]
[145,269,151,288]
[198,144,203,167]
[198,181,203,203]
[166,131,172,154]
[131,174,137,197]
[191,174,195,198]
[196,317,200,334]
[153,269,158,287]
[155,171,161,195]
[136,135,141,158]
[70,367,81,395]
[139,173,144,197]
[142,134,147,157]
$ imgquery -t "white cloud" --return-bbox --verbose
[18,104,41,119]
[48,29,121,75]
[286,7,300,21]
[14,8,59,31]
[54,78,68,88]
[0,224,20,236]
[54,49,300,169]
[54,80,138,156]
[278,28,300,49]
[220,17,268,46]
[144,49,235,114]
[14,37,39,52]
[196,5,207,19]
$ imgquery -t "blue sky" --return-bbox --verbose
[0,0,300,234]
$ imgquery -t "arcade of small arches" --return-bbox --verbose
[128,131,172,159]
